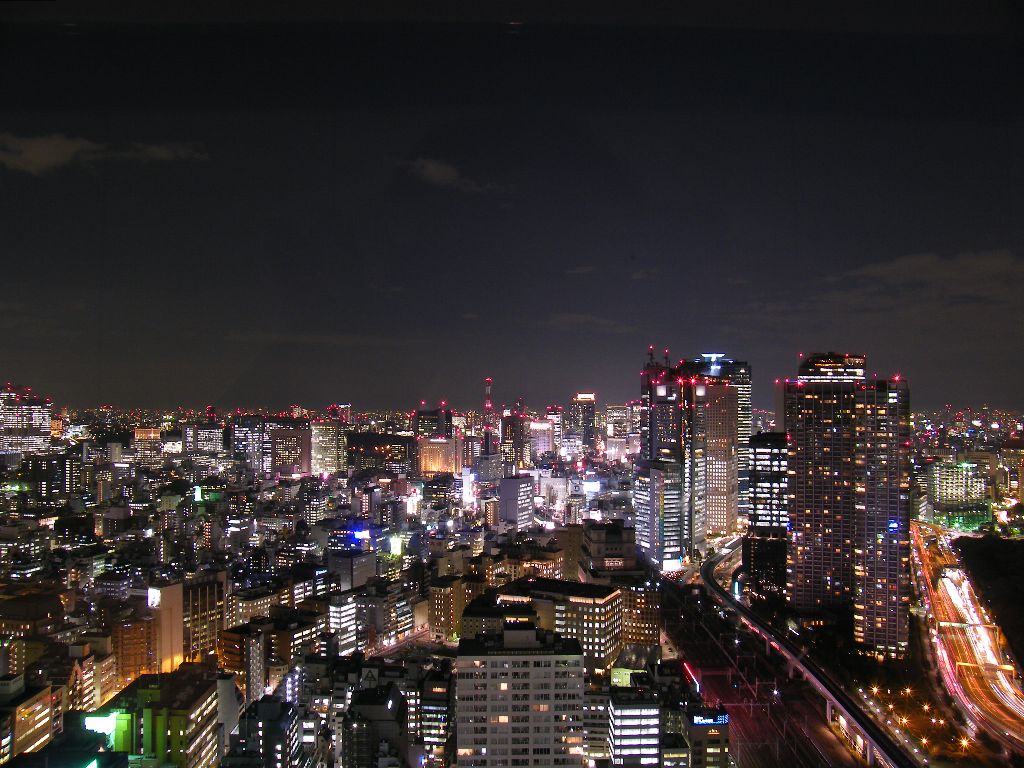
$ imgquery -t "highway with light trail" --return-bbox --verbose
[911,520,1024,756]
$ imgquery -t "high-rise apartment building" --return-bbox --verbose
[785,354,910,659]
[852,379,911,659]
[785,353,865,612]
[455,625,585,768]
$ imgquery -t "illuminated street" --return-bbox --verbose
[912,520,1024,756]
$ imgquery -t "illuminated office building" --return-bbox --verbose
[633,460,684,571]
[635,351,707,564]
[232,696,303,768]
[218,623,266,707]
[0,675,54,760]
[694,355,752,515]
[529,420,554,457]
[346,432,415,474]
[499,476,533,532]
[742,432,787,598]
[231,415,264,468]
[605,404,629,439]
[182,422,223,455]
[545,406,564,452]
[684,707,730,768]
[260,417,309,475]
[608,687,661,766]
[83,665,221,768]
[567,393,597,451]
[454,625,585,768]
[311,419,347,475]
[269,427,312,476]
[0,385,52,455]
[418,437,461,476]
[496,578,623,675]
[414,406,454,439]
[133,427,163,468]
[500,398,530,470]
[700,381,738,535]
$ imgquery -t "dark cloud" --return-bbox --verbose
[546,312,634,335]
[564,265,596,275]
[410,157,497,193]
[226,331,434,348]
[0,132,205,175]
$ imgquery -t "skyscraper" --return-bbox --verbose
[852,379,911,659]
[784,354,910,659]
[742,432,788,598]
[529,419,554,457]
[785,353,864,612]
[700,380,738,535]
[635,350,707,565]
[414,405,454,439]
[231,414,264,468]
[605,403,629,439]
[567,393,597,451]
[311,417,347,475]
[633,460,684,570]
[694,355,752,515]
[500,397,530,469]
[545,405,564,453]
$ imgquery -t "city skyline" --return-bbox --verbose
[1,5,1023,768]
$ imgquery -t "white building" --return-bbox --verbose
[455,625,585,767]
[608,687,661,766]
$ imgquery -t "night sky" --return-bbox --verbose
[2,5,1022,412]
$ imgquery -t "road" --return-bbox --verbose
[911,520,1024,755]
[699,539,919,768]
